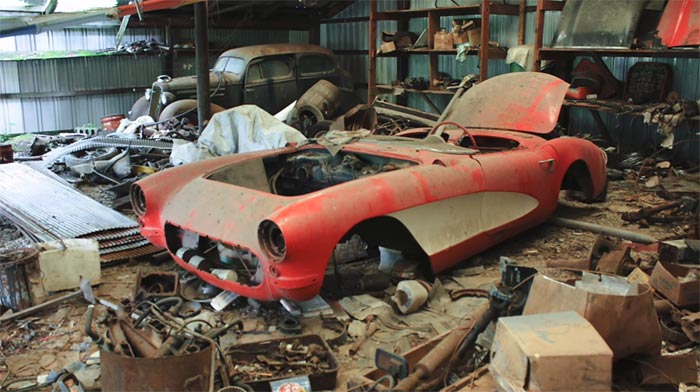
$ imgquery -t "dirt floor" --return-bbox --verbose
[0,173,697,391]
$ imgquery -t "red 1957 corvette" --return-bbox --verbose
[131,72,607,301]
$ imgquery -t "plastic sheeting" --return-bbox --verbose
[170,105,307,165]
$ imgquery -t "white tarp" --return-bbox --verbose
[170,105,307,165]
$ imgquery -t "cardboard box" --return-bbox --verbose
[380,41,397,54]
[490,311,613,392]
[452,30,469,45]
[28,239,101,303]
[650,262,700,307]
[523,273,662,359]
[434,30,454,50]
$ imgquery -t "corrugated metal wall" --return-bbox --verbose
[0,26,308,134]
[0,27,163,134]
[322,0,698,160]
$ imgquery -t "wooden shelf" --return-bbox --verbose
[377,47,507,59]
[375,84,456,95]
[539,47,700,60]
[563,99,700,121]
[375,3,526,19]
[368,0,531,103]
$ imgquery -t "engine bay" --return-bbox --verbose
[208,148,417,196]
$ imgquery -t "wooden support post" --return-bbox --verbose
[427,11,439,87]
[479,0,490,81]
[194,1,211,127]
[518,0,526,45]
[534,0,545,71]
[368,0,377,103]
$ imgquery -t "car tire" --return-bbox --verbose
[159,99,225,126]
[309,120,333,138]
[127,96,150,121]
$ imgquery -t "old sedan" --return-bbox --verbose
[131,72,607,302]
[128,43,353,122]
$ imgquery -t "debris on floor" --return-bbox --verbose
[0,96,698,392]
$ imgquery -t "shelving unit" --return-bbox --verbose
[533,0,700,71]
[368,0,530,104]
[532,0,700,142]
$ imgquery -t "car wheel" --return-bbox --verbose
[127,96,150,121]
[592,179,608,202]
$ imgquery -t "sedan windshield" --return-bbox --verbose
[213,57,245,75]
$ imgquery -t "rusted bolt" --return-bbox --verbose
[269,265,279,278]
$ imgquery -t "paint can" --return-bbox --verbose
[0,144,13,164]
[101,114,125,132]
[0,247,39,311]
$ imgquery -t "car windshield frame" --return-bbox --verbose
[213,56,245,75]
[317,135,478,155]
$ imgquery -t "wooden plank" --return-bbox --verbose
[320,16,369,24]
[0,291,82,324]
[541,0,565,11]
[374,3,520,19]
[377,47,507,59]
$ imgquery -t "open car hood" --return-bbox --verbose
[441,72,569,135]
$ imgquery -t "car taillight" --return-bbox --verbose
[131,184,147,215]
[258,220,286,262]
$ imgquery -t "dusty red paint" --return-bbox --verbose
[117,0,204,17]
[657,0,700,47]
[134,74,607,302]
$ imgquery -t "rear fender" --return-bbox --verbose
[548,138,607,200]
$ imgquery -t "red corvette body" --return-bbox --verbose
[132,73,607,301]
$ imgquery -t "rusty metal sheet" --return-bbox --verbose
[552,0,646,48]
[441,72,569,134]
[101,344,212,392]
[658,0,700,47]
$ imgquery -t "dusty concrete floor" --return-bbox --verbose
[0,175,696,390]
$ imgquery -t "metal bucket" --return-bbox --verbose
[0,247,39,310]
[101,344,213,391]
[0,144,13,164]
[101,114,125,132]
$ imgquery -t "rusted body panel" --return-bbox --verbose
[219,43,334,63]
[134,73,607,302]
[439,73,569,134]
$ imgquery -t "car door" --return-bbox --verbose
[472,144,560,238]
[297,53,341,94]
[244,55,297,114]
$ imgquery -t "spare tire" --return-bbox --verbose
[158,99,225,126]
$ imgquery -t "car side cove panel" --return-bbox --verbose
[388,192,539,256]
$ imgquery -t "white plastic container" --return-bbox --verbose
[393,280,430,314]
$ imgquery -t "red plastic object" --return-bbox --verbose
[101,115,124,132]
[133,73,608,302]
[117,0,204,17]
[658,0,700,47]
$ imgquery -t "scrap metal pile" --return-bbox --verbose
[77,271,340,391]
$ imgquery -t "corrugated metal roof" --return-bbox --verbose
[0,162,137,239]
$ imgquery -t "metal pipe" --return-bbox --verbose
[549,216,657,244]
[194,1,211,128]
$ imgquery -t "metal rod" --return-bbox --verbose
[549,216,657,244]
